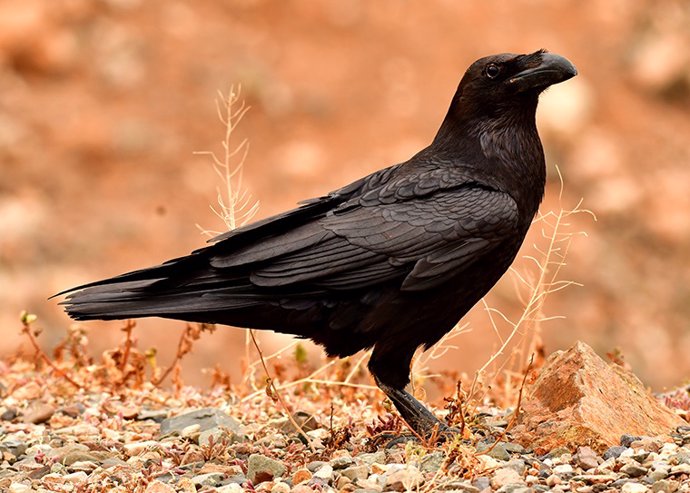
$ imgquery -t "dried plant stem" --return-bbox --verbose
[248,330,317,451]
[119,320,136,373]
[195,85,259,235]
[241,357,378,403]
[343,350,372,384]
[477,209,564,376]
[20,314,81,389]
[242,339,299,391]
[152,324,210,386]
[475,166,593,387]
[475,354,533,457]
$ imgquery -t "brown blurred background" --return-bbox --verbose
[1,0,689,391]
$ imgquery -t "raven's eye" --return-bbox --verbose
[485,63,500,79]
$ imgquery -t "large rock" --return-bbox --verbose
[512,342,684,453]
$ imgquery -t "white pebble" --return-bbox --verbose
[621,483,648,493]
[546,474,561,486]
[271,481,290,493]
[671,464,690,475]
[217,485,244,493]
[660,443,679,456]
[619,448,635,459]
[314,464,334,480]
[9,484,32,493]
[124,440,159,455]
[553,464,574,475]
[64,471,88,483]
[181,423,201,437]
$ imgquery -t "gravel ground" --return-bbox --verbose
[2,392,690,492]
[2,326,689,492]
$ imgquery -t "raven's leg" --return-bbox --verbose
[374,377,451,437]
[369,344,451,438]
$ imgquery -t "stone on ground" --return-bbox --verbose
[513,342,684,453]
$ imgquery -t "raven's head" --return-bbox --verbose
[449,50,577,121]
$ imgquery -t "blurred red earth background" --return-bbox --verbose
[1,0,690,391]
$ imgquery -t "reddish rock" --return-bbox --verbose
[512,342,684,453]
[291,468,311,485]
[144,481,175,493]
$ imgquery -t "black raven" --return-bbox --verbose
[57,50,577,438]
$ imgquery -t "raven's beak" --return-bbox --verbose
[509,53,578,92]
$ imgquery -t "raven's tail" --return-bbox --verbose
[54,256,259,322]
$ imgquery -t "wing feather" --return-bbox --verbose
[225,185,520,291]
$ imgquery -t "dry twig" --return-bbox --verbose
[248,330,318,451]
[19,311,81,389]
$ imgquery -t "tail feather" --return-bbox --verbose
[50,256,193,299]
[61,279,264,321]
[57,252,263,321]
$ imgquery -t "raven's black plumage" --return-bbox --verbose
[58,50,577,437]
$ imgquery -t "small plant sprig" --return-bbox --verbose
[195,85,259,235]
[19,311,81,389]
[152,323,216,388]
[474,166,595,406]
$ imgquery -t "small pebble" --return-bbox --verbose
[68,460,98,472]
[292,468,312,484]
[620,463,647,478]
[603,446,627,460]
[307,460,327,472]
[385,466,423,491]
[247,454,287,484]
[271,481,290,493]
[490,467,523,489]
[64,471,88,483]
[670,463,690,474]
[144,480,176,493]
[330,455,354,469]
[358,451,385,465]
[647,469,668,481]
[546,474,561,486]
[341,464,368,482]
[553,464,574,476]
[621,482,649,493]
[181,423,201,438]
[9,484,32,493]
[576,446,600,470]
[651,480,674,493]
[123,440,159,455]
[477,441,512,461]
[22,403,55,424]
[472,476,491,490]
[502,459,527,475]
[334,475,351,489]
[192,472,225,487]
[1,439,27,457]
[313,464,333,480]
[621,435,643,447]
[217,485,245,493]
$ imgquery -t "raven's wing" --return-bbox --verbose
[60,166,520,321]
[208,169,520,293]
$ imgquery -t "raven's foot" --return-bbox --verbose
[369,432,420,449]
[376,378,460,444]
